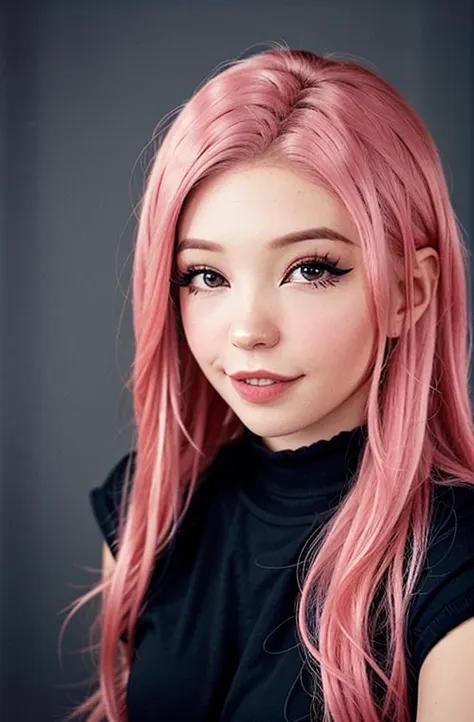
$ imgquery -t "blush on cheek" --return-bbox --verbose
[295,310,373,373]
[179,290,229,355]
[180,308,215,360]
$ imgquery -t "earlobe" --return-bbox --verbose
[387,247,440,339]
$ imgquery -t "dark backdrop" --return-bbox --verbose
[2,1,473,720]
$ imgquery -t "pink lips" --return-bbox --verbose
[229,376,302,403]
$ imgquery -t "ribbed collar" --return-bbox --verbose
[236,424,368,526]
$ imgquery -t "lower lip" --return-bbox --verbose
[229,376,302,403]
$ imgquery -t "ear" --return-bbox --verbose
[387,246,440,339]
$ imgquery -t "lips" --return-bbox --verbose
[240,378,280,386]
[228,370,299,382]
[229,375,302,403]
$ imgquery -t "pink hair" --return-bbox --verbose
[59,44,474,721]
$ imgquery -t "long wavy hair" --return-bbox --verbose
[59,44,474,722]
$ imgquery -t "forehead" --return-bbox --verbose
[177,164,358,245]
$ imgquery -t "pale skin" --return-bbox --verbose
[103,163,474,719]
[176,163,438,451]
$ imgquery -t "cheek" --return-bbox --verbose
[292,301,374,371]
[179,293,218,361]
[179,289,375,373]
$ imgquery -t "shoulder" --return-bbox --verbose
[90,450,137,512]
[406,481,474,678]
[103,450,137,494]
[413,480,474,603]
[89,451,137,556]
[409,477,474,720]
[90,437,244,549]
[425,481,474,568]
[430,477,474,519]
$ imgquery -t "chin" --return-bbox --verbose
[236,413,306,440]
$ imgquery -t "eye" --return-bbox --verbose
[282,255,352,288]
[171,266,227,294]
[170,253,353,294]
[285,261,329,284]
[187,269,224,289]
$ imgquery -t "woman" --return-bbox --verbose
[61,46,474,721]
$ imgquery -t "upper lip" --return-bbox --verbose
[228,370,300,381]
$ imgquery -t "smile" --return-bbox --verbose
[229,375,302,403]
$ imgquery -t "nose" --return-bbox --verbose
[228,313,280,350]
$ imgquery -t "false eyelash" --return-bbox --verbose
[284,251,346,278]
[170,252,352,289]
[170,265,217,288]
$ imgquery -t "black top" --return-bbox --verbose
[89,425,474,721]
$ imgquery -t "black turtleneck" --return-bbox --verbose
[238,424,368,525]
[89,424,474,722]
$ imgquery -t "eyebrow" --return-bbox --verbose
[176,227,356,254]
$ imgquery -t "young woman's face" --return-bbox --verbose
[176,164,376,451]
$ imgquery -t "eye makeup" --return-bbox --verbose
[170,251,354,295]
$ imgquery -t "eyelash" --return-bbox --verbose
[171,252,353,295]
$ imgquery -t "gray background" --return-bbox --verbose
[2,0,473,719]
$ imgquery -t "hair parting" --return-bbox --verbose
[59,44,474,722]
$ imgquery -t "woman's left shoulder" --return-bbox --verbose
[405,480,474,717]
[417,478,474,581]
[429,479,474,544]
[405,479,474,681]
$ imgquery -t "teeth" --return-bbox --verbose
[243,378,279,386]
